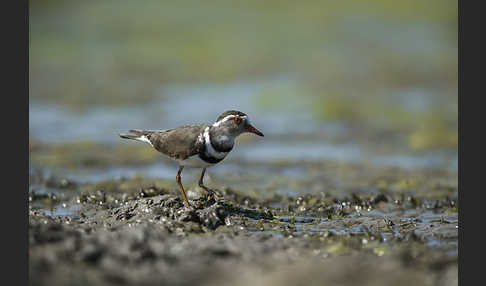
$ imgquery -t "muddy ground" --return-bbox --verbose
[29,160,457,286]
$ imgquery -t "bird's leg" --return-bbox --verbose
[198,168,217,200]
[176,166,190,207]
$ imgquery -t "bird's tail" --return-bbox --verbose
[119,129,154,146]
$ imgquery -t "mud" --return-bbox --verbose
[29,171,457,286]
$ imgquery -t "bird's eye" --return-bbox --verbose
[233,116,242,125]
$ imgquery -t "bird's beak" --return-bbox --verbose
[247,124,264,137]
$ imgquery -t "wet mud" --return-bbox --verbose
[29,167,457,286]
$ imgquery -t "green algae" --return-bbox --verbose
[30,139,162,168]
[30,0,456,115]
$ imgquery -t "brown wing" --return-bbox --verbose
[147,124,208,160]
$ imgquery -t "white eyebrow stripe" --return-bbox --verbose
[203,127,228,159]
[212,115,247,127]
[135,135,153,147]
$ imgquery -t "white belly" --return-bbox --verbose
[176,155,216,168]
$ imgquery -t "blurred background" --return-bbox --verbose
[29,0,457,191]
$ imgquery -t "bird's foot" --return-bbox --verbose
[208,189,221,202]
[198,185,221,206]
[182,201,192,209]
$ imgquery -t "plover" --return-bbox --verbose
[119,110,264,207]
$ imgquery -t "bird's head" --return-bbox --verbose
[212,110,264,137]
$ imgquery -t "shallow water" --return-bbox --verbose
[29,77,457,173]
[29,76,450,141]
[29,77,333,141]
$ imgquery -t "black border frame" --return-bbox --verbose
[3,0,28,284]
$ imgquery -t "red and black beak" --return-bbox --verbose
[246,124,264,137]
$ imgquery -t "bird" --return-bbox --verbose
[119,110,264,207]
